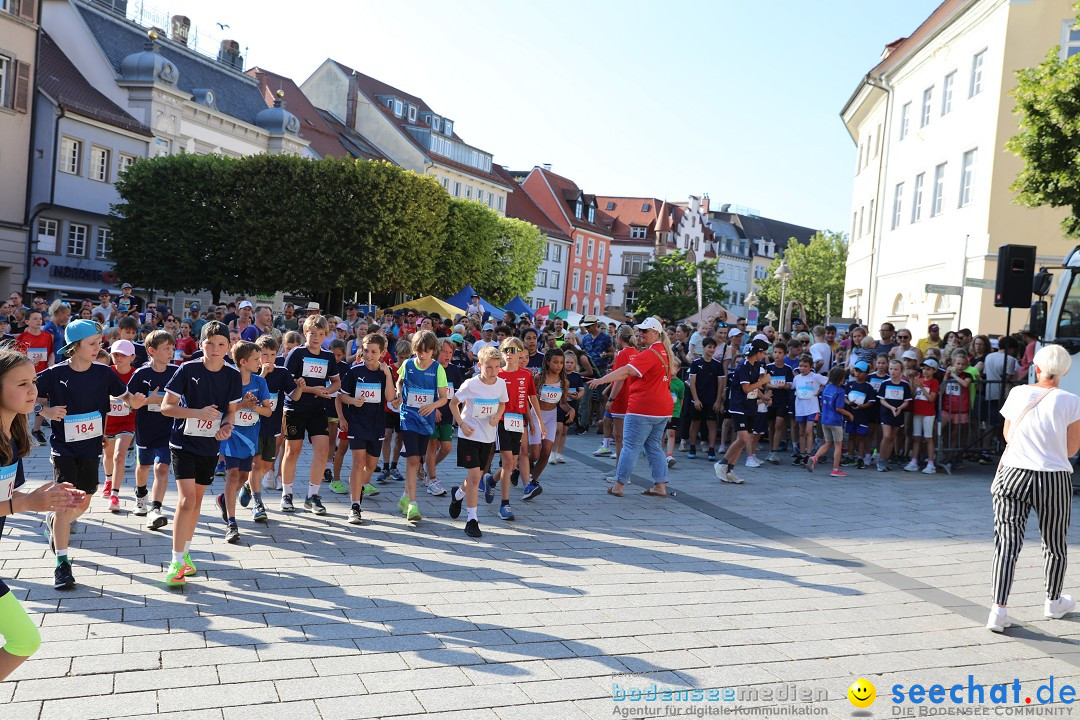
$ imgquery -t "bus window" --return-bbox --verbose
[1056,274,1080,339]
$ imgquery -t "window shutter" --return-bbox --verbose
[13,61,30,114]
[17,0,37,23]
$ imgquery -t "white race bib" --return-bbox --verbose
[474,398,498,417]
[539,385,562,403]
[407,390,434,409]
[64,411,102,442]
[356,382,382,404]
[302,356,329,380]
[183,416,220,437]
[503,412,524,433]
[945,382,961,397]
[796,386,813,400]
[0,461,17,502]
[146,391,165,413]
[847,391,866,406]
[26,347,47,365]
[269,394,279,413]
[884,386,904,401]
[770,377,785,388]
[108,396,130,417]
[173,350,183,362]
[234,408,258,427]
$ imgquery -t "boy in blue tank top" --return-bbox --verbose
[395,331,448,523]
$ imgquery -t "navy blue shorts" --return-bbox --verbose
[349,436,381,455]
[400,429,428,458]
[224,455,254,472]
[137,445,170,466]
[845,421,869,436]
[879,408,904,427]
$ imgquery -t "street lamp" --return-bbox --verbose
[744,289,758,330]
[774,259,793,331]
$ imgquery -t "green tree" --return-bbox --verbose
[1008,9,1080,236]
[477,216,545,305]
[633,252,726,322]
[436,199,502,297]
[755,231,847,327]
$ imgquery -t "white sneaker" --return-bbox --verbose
[921,463,936,475]
[146,507,168,531]
[593,445,612,457]
[904,460,919,472]
[125,449,135,469]
[745,456,762,468]
[1046,594,1076,619]
[986,605,1010,632]
[426,479,447,497]
[555,453,566,464]
[678,441,688,452]
[133,495,148,516]
[714,461,744,484]
[716,445,728,455]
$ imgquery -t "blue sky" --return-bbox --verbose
[164,0,943,233]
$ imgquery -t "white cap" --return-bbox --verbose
[753,333,769,343]
[902,349,918,360]
[634,317,664,333]
[238,300,253,310]
[111,339,136,356]
[728,327,743,338]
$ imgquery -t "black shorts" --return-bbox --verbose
[690,403,717,423]
[731,413,756,433]
[496,425,523,455]
[457,437,494,470]
[257,435,277,463]
[52,455,100,495]
[767,405,789,420]
[753,413,769,435]
[171,448,217,486]
[284,409,329,441]
[666,418,679,432]
[349,436,381,455]
[385,412,399,432]
[400,429,428,458]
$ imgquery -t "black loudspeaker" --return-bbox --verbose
[995,244,1036,308]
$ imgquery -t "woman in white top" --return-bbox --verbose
[987,344,1080,632]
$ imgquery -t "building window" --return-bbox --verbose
[119,153,136,174]
[575,200,583,219]
[598,242,605,263]
[584,271,592,294]
[440,177,449,190]
[497,196,504,211]
[932,163,946,217]
[67,223,87,256]
[465,185,472,199]
[595,276,603,295]
[570,297,577,313]
[544,242,551,261]
[869,199,875,230]
[587,206,595,223]
[90,146,110,183]
[59,136,81,175]
[536,269,547,287]
[444,120,453,136]
[575,235,582,256]
[851,212,857,241]
[899,102,910,140]
[959,148,977,207]
[640,203,650,212]
[911,172,925,223]
[572,269,580,291]
[920,86,933,128]
[891,182,904,230]
[1062,19,1080,59]
[550,270,560,289]
[622,253,647,277]
[552,245,561,262]
[0,55,7,109]
[96,227,112,260]
[393,99,403,117]
[857,206,864,238]
[407,105,417,122]
[36,218,58,253]
[587,238,594,259]
[942,71,955,115]
[630,226,646,240]
[970,50,985,97]
[533,297,545,310]
[453,181,461,198]
[488,192,494,208]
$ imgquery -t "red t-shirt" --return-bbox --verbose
[176,336,197,364]
[499,368,536,415]
[626,342,674,418]
[912,377,939,416]
[16,330,53,373]
[105,366,136,435]
[610,346,639,415]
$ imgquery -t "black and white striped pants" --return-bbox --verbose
[991,465,1073,606]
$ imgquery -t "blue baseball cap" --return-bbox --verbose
[60,318,102,355]
[853,360,870,372]
[449,333,464,343]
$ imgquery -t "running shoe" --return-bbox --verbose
[830,469,847,478]
[280,493,295,512]
[54,559,75,589]
[678,441,688,452]
[426,479,446,497]
[323,468,333,484]
[448,486,463,519]
[904,460,919,472]
[362,483,379,497]
[722,469,744,484]
[716,445,728,455]
[182,552,196,576]
[876,464,891,473]
[554,453,566,464]
[482,473,495,504]
[32,429,46,446]
[510,469,520,487]
[348,505,362,525]
[745,456,762,468]
[134,494,148,516]
[767,452,779,465]
[44,511,55,554]
[792,455,804,466]
[238,482,252,507]
[304,494,326,515]
[499,504,515,521]
[328,479,348,494]
[707,451,717,462]
[856,458,866,470]
[146,507,168,530]
[224,522,240,544]
[252,503,268,523]
[522,482,543,501]
[464,519,482,538]
[593,445,612,457]
[101,480,112,498]
[406,502,422,522]
[1045,594,1076,619]
[376,468,391,484]
[215,493,228,523]
[109,494,120,513]
[807,456,817,474]
[687,448,697,460]
[215,460,226,477]
[922,463,937,475]
[125,449,135,470]
[389,467,404,482]
[667,455,677,469]
[397,495,409,515]
[164,561,187,587]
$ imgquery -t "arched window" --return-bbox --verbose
[892,294,906,315]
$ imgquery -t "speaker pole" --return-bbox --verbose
[1006,307,1012,339]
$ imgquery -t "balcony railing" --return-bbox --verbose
[404,126,492,173]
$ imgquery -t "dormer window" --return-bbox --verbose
[385,98,392,109]
[407,105,417,122]
[393,99,403,117]
[588,206,595,223]
[575,200,583,219]
[444,119,453,136]
[432,116,441,132]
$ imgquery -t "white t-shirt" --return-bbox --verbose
[470,339,498,358]
[455,376,509,445]
[809,341,834,372]
[792,372,827,417]
[688,331,705,362]
[1000,386,1080,472]
[982,352,1019,401]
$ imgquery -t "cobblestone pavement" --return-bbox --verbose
[2,432,1079,719]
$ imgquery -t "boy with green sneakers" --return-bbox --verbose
[337,333,396,524]
[425,338,462,498]
[395,331,449,523]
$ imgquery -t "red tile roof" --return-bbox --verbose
[327,60,512,190]
[596,196,665,246]
[37,31,151,136]
[494,166,569,241]
[531,167,613,236]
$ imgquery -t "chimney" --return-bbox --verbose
[701,193,710,214]
[217,39,243,70]
[346,72,359,129]
[542,163,552,171]
[170,15,190,46]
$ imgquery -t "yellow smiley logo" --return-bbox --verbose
[848,678,876,708]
